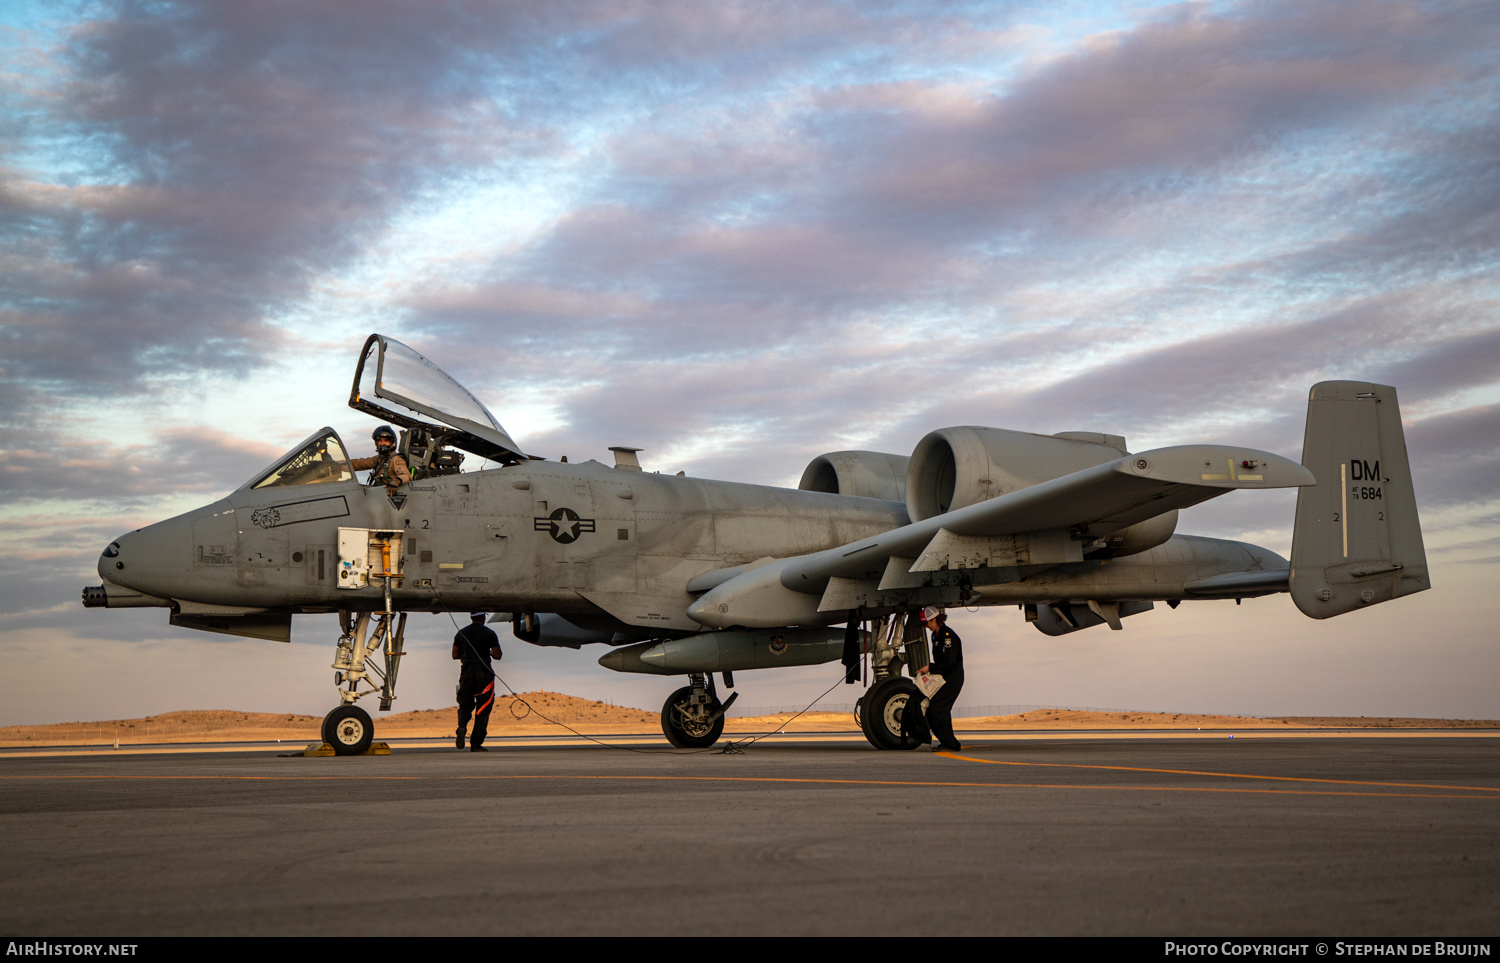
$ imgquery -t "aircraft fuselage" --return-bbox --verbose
[101,452,1288,642]
[101,458,910,627]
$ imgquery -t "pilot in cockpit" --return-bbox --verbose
[350,425,412,493]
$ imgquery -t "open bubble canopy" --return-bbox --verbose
[349,334,528,465]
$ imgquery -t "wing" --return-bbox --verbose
[686,444,1313,628]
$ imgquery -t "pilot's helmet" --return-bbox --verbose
[372,425,397,447]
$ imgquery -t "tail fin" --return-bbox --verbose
[1290,382,1429,618]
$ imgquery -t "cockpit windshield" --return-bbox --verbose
[349,334,527,464]
[243,428,355,490]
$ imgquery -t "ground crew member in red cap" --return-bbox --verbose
[916,606,964,752]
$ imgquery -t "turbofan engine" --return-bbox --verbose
[798,450,910,502]
[904,427,1177,557]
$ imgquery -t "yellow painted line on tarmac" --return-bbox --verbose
[456,773,1489,799]
[938,747,1500,794]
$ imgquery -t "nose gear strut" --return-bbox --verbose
[323,532,406,755]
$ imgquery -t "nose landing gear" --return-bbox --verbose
[322,556,406,755]
[322,704,374,755]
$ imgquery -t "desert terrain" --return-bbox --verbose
[1,691,1494,747]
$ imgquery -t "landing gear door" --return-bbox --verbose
[349,334,527,465]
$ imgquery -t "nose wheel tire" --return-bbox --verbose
[322,704,374,755]
[661,685,725,749]
[859,677,925,750]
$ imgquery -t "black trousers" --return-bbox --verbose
[925,669,964,749]
[456,664,495,747]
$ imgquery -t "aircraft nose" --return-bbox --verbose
[99,515,195,599]
[97,533,133,584]
[97,538,123,579]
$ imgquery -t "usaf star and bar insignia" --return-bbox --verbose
[534,507,596,544]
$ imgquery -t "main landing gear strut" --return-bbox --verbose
[660,672,739,748]
[323,556,407,755]
[855,609,930,750]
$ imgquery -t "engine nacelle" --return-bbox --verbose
[905,427,1128,522]
[799,450,910,502]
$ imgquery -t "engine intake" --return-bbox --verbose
[799,450,910,502]
[905,427,1127,522]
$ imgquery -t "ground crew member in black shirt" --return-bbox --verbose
[917,606,964,752]
[453,612,503,751]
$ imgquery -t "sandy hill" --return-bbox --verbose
[0,691,654,746]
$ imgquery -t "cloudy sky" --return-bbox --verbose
[3,0,1497,728]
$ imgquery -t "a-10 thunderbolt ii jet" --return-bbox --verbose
[84,334,1429,753]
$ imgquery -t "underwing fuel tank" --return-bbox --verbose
[598,628,845,675]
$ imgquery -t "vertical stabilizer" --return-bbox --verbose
[1290,382,1429,618]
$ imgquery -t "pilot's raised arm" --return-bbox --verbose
[350,425,412,490]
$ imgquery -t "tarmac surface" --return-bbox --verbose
[2,729,1497,936]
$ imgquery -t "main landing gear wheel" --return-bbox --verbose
[661,685,725,749]
[322,704,374,756]
[860,677,925,751]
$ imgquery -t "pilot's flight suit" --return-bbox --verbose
[350,451,412,494]
[925,623,965,752]
[454,621,502,750]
